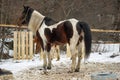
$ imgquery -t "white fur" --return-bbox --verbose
[28,10,45,35]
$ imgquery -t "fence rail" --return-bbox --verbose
[91,29,120,33]
[0,24,27,29]
[14,31,33,59]
[1,24,120,32]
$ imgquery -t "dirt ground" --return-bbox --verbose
[14,62,120,80]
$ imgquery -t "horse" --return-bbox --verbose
[17,6,92,72]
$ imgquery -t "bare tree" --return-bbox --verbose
[112,0,120,42]
[0,0,13,60]
[56,0,77,19]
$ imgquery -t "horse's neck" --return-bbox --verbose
[28,10,45,35]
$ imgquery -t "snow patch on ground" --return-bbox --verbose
[0,44,120,74]
[88,52,120,63]
[0,52,120,74]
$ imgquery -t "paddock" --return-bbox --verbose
[0,0,120,79]
[0,24,120,80]
[0,52,120,80]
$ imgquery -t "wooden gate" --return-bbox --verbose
[14,31,33,60]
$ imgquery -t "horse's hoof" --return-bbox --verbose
[75,68,79,72]
[39,68,43,70]
[43,66,47,70]
[43,70,48,75]
[68,70,73,73]
[47,66,51,70]
[56,58,60,61]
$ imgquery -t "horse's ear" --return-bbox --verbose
[23,5,26,9]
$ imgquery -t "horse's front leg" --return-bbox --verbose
[43,51,47,70]
[45,43,52,69]
[43,50,51,70]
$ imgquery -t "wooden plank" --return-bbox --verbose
[21,32,25,59]
[18,32,21,60]
[0,24,27,29]
[29,32,33,59]
[0,24,120,33]
[13,31,34,60]
[0,24,18,27]
[25,32,29,59]
[91,29,120,33]
[13,32,17,59]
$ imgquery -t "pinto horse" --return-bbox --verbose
[17,6,92,72]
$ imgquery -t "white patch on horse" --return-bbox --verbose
[38,22,48,46]
[28,10,45,35]
[69,19,80,50]
[46,20,65,31]
[44,18,77,33]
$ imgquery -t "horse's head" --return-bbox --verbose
[17,5,34,26]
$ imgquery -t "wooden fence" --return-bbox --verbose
[1,24,120,33]
[14,31,33,60]
[1,24,120,59]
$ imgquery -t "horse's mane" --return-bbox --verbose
[44,17,58,26]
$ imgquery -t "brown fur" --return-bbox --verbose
[33,36,41,54]
[44,21,73,46]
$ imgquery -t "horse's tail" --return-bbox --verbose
[78,21,92,59]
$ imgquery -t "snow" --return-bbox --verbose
[0,54,70,74]
[88,52,120,63]
[0,44,120,75]
[0,57,42,74]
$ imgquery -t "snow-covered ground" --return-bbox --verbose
[88,52,120,63]
[0,54,70,74]
[0,44,120,75]
[0,52,120,74]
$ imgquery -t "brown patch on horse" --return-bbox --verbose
[44,28,52,43]
[36,30,44,50]
[63,21,73,44]
[77,36,83,46]
[45,43,51,52]
[34,36,41,54]
[44,21,73,45]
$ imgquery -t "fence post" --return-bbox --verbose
[25,32,28,59]
[29,32,33,59]
[21,32,25,59]
[14,31,17,59]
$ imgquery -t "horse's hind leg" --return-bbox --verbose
[75,41,85,72]
[69,46,77,72]
[46,43,52,69]
[43,52,47,70]
[56,45,60,61]
[47,52,51,69]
